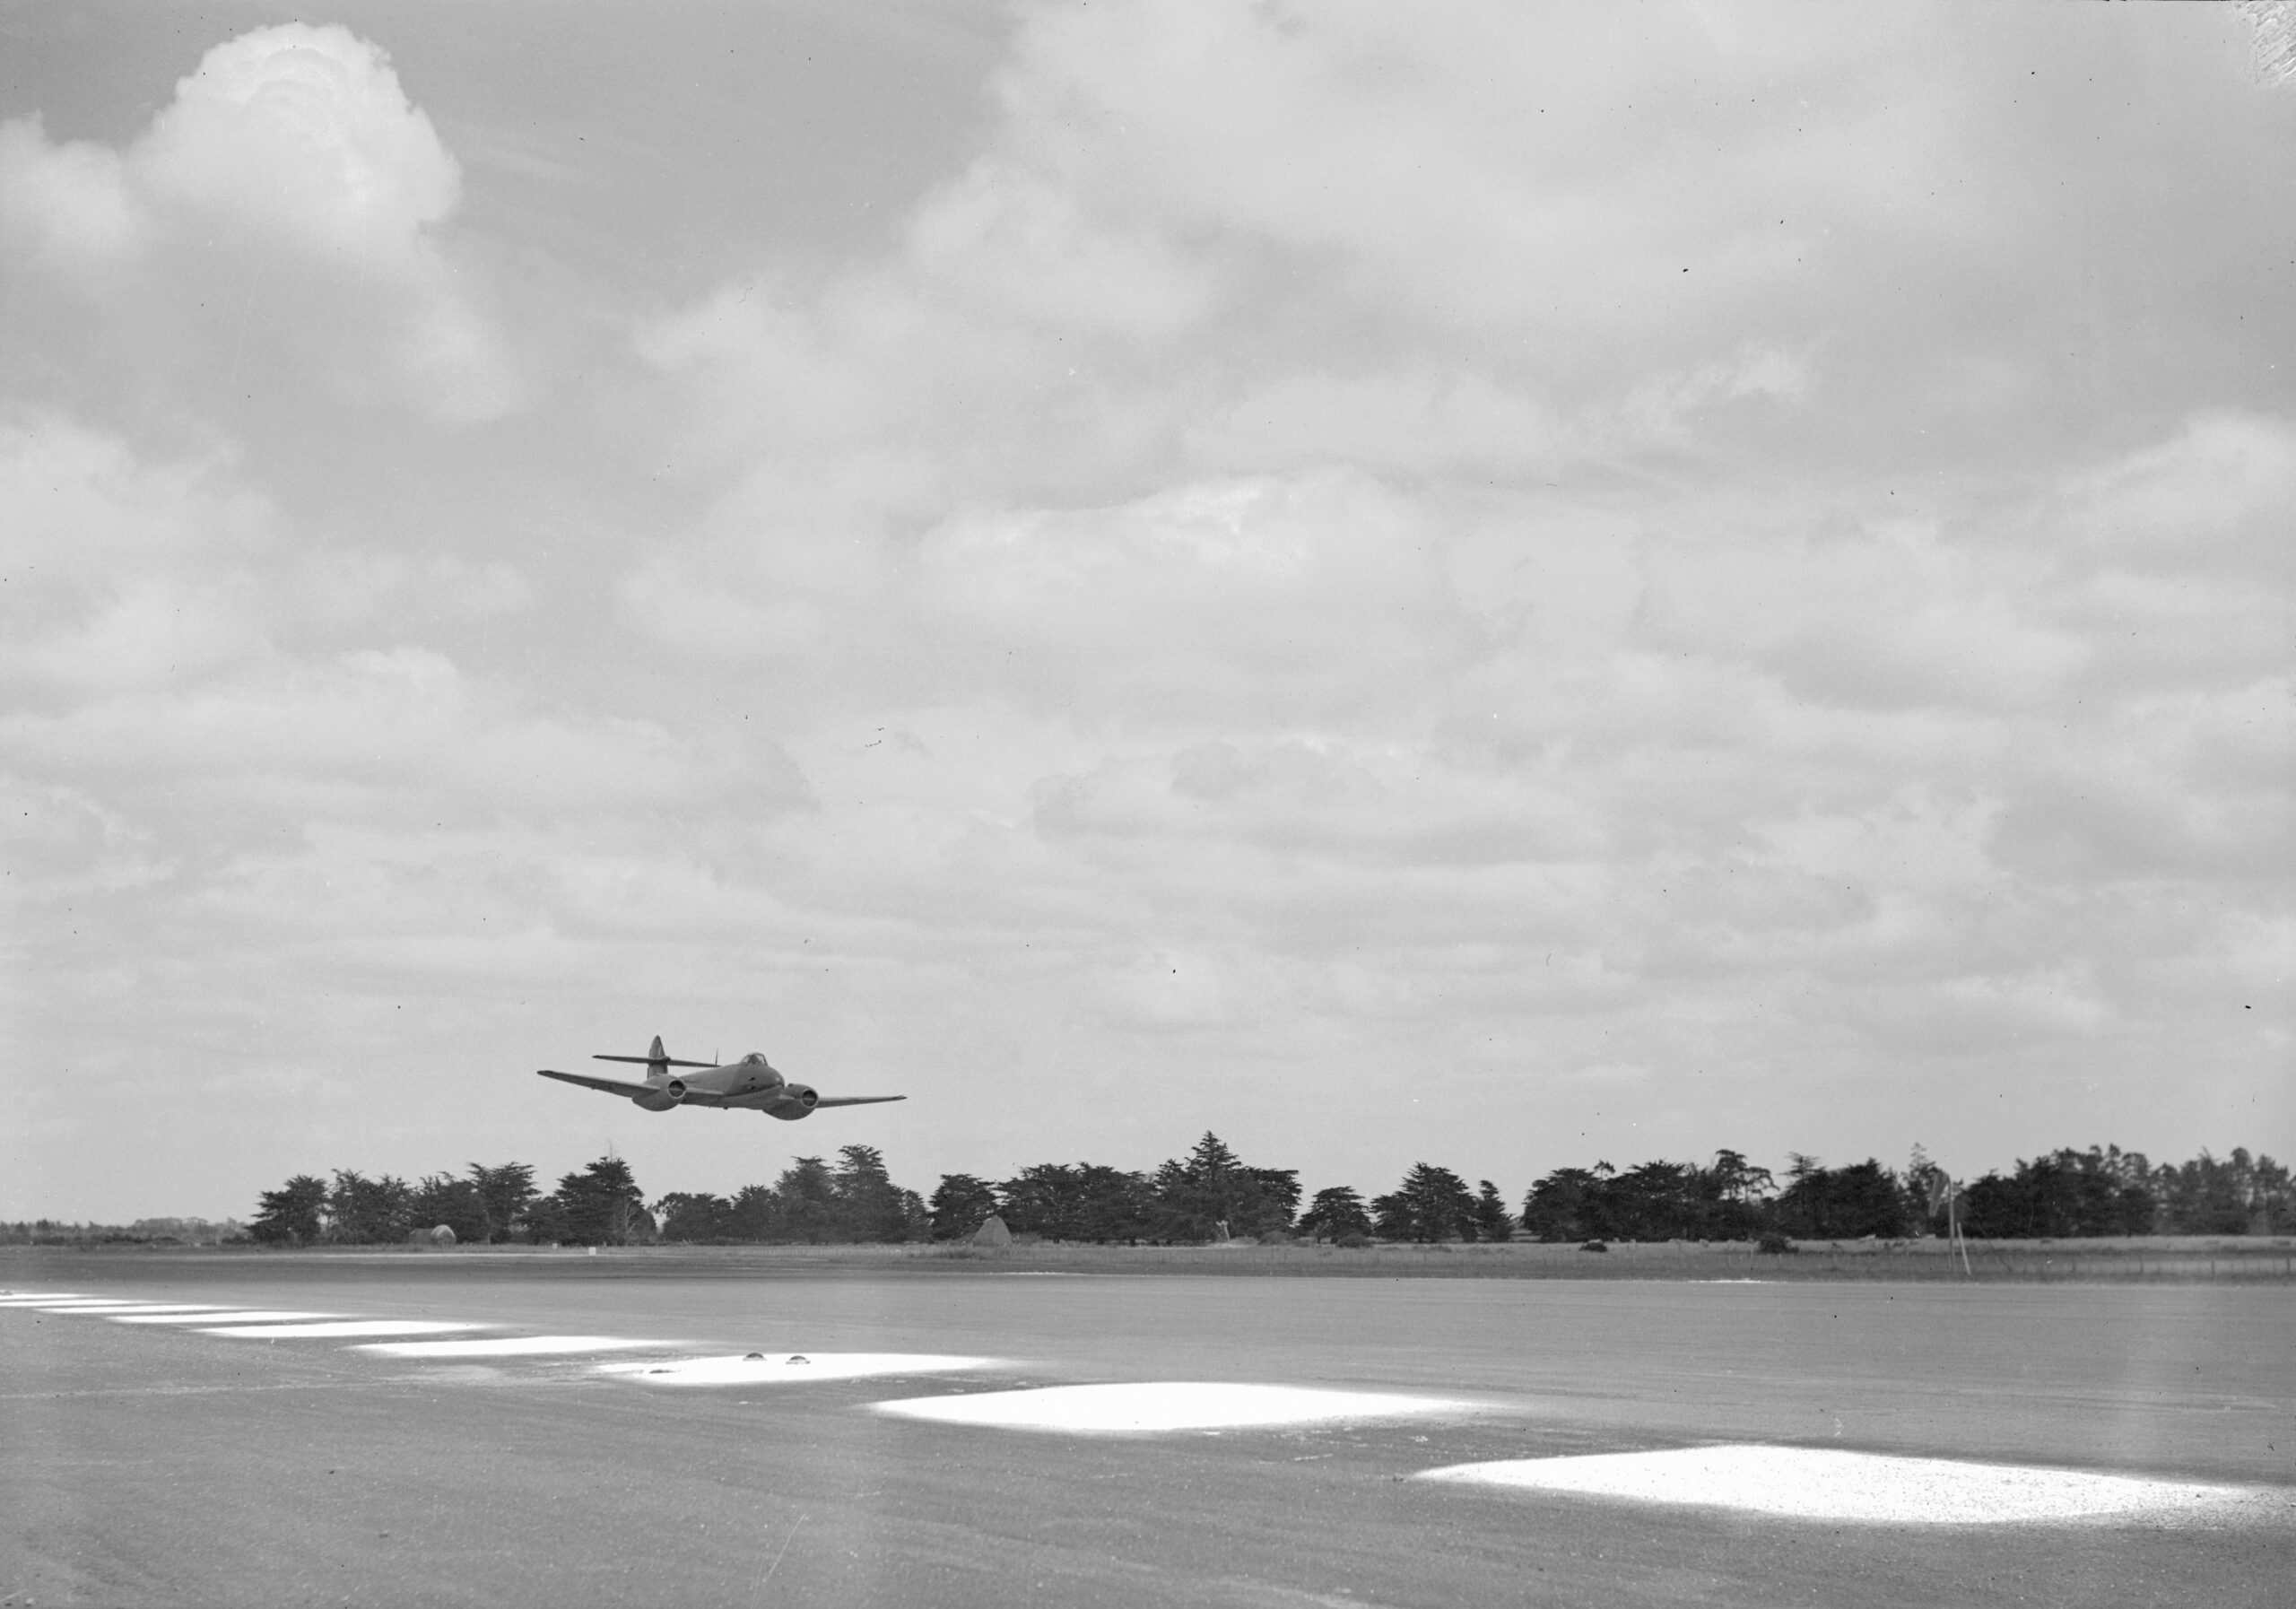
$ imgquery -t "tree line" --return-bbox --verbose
[248,1160,630,1247]
[245,1135,2294,1248]
[1,1216,243,1247]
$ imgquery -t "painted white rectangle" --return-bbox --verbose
[0,1293,90,1303]
[198,1320,484,1338]
[1414,1445,2283,1526]
[49,1303,248,1315]
[600,1352,991,1386]
[111,1309,337,1324]
[357,1335,667,1359]
[871,1381,1469,1433]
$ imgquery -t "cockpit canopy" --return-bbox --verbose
[743,1052,767,1065]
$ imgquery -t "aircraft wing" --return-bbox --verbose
[536,1068,655,1098]
[810,1095,907,1108]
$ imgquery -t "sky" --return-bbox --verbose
[1,2,2290,1222]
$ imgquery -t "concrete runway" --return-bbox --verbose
[4,1252,2291,1606]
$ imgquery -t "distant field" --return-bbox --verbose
[20,1234,2292,1282]
[691,1234,2296,1282]
[909,1234,2296,1283]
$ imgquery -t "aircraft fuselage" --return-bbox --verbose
[639,1053,823,1118]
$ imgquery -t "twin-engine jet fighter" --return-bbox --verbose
[537,1037,903,1121]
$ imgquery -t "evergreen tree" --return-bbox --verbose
[1151,1132,1247,1239]
[927,1173,999,1240]
[1520,1165,1610,1242]
[1904,1144,1951,1235]
[1150,1133,1295,1240]
[996,1162,1087,1239]
[1518,1153,1771,1243]
[830,1144,913,1241]
[2151,1148,2287,1235]
[1247,1167,1303,1230]
[657,1192,735,1241]
[1374,1163,1476,1241]
[768,1156,839,1241]
[326,1170,414,1243]
[1071,1164,1158,1241]
[1692,1150,1773,1239]
[726,1183,778,1240]
[249,1174,328,1246]
[409,1173,488,1242]
[521,1194,572,1245]
[895,1187,934,1241]
[1706,1149,1775,1205]
[1961,1146,2161,1238]
[552,1155,645,1245]
[1773,1159,1908,1239]
[467,1162,538,1242]
[1606,1161,1698,1240]
[1471,1179,1515,1242]
[1296,1185,1373,1242]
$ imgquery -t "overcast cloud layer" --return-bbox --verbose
[2,3,2289,1220]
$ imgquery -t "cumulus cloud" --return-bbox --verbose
[0,119,150,269]
[0,24,519,422]
[134,26,462,260]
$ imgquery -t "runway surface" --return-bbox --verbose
[4,1253,2292,1606]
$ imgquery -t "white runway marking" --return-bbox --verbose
[601,1352,991,1386]
[24,1300,182,1311]
[0,1292,91,1303]
[198,1320,486,1338]
[1415,1445,2284,1526]
[872,1381,1470,1433]
[358,1335,669,1359]
[112,1309,338,1324]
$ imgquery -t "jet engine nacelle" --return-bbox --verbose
[633,1084,683,1112]
[767,1083,821,1121]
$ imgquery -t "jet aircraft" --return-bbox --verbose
[537,1037,904,1121]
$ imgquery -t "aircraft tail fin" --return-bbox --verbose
[593,1035,714,1074]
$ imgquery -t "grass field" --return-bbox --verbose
[907,1232,2296,1282]
[14,1232,2290,1281]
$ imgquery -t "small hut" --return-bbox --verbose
[971,1213,1013,1248]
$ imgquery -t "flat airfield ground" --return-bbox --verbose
[3,1252,2291,1607]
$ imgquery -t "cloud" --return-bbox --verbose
[134,25,461,261]
[1179,369,1566,479]
[2061,411,2294,581]
[1637,515,2092,714]
[0,24,520,422]
[0,414,274,698]
[0,119,150,270]
[933,4,1946,360]
[911,470,1475,723]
